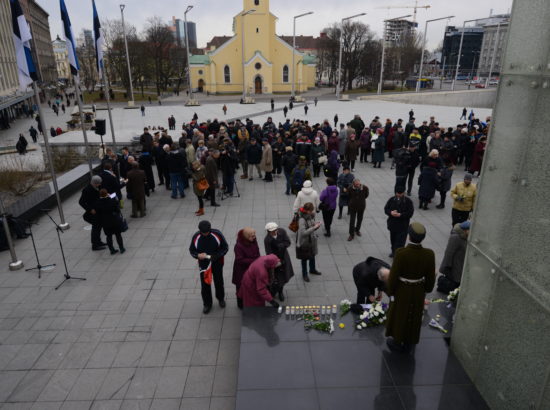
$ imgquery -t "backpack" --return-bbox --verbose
[292,168,306,191]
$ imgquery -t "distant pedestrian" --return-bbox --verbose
[289,101,294,110]
[189,220,229,314]
[61,104,65,114]
[460,107,467,120]
[304,104,309,115]
[347,179,369,241]
[319,178,338,237]
[270,98,274,112]
[314,97,318,106]
[334,114,339,128]
[283,105,288,118]
[16,134,28,155]
[29,126,38,143]
[408,109,414,120]
[222,104,227,115]
[140,105,145,116]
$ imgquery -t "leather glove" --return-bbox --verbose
[269,300,280,308]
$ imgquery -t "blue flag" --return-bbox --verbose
[92,0,104,78]
[60,0,80,76]
[10,0,38,90]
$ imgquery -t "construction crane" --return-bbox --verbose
[376,1,431,24]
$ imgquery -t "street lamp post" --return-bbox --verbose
[468,51,480,89]
[184,5,194,102]
[0,196,23,271]
[416,16,454,93]
[241,9,256,101]
[378,14,411,95]
[485,22,501,88]
[452,18,483,91]
[292,11,313,99]
[120,4,134,105]
[336,13,366,100]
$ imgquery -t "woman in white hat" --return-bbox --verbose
[264,222,294,301]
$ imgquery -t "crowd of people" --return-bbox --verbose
[78,106,486,351]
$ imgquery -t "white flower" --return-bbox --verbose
[356,324,362,330]
[360,312,367,320]
[361,322,367,328]
[374,311,379,317]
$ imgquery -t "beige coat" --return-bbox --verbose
[260,144,273,172]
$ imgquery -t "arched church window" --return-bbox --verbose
[224,65,231,83]
[283,65,289,83]
[254,0,259,5]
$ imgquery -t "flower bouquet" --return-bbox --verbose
[303,312,335,334]
[447,287,460,303]
[339,299,352,317]
[355,302,388,330]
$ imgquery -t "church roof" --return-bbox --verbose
[279,35,320,50]
[206,36,232,50]
[302,54,317,65]
[189,54,211,65]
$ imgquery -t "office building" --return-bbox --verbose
[170,16,197,49]
[385,19,417,46]
[477,21,509,78]
[52,35,70,81]
[441,26,484,78]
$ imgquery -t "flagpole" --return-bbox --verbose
[0,195,24,271]
[73,76,94,177]
[102,72,117,149]
[32,82,70,230]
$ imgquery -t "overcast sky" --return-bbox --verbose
[40,0,513,49]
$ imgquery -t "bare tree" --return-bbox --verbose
[143,17,178,96]
[76,30,98,92]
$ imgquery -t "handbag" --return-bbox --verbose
[196,178,210,191]
[318,201,329,211]
[119,215,128,232]
[318,155,327,165]
[288,214,299,233]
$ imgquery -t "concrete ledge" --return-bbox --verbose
[356,89,497,109]
[6,163,101,219]
[339,94,351,101]
[242,97,256,104]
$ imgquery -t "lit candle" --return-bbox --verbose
[285,306,290,317]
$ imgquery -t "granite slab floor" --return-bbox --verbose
[0,116,478,409]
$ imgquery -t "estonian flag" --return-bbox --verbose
[10,0,38,91]
[60,0,80,77]
[92,0,104,79]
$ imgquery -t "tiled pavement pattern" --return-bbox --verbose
[0,106,477,409]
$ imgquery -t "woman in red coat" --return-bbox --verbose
[238,255,281,308]
[469,136,487,176]
[232,228,260,309]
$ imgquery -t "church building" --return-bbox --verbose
[189,0,317,95]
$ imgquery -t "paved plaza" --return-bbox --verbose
[0,100,483,409]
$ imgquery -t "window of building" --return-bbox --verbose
[283,65,289,83]
[256,28,259,33]
[224,65,231,83]
[198,70,203,75]
[255,62,262,70]
[254,0,259,5]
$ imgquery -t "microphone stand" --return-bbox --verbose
[25,221,55,279]
[42,211,86,289]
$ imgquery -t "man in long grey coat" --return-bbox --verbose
[438,220,470,292]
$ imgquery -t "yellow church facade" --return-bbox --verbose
[189,0,316,95]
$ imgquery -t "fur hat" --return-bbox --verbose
[408,222,426,243]
[265,222,278,232]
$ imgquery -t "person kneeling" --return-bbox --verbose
[238,255,281,308]
[353,257,390,304]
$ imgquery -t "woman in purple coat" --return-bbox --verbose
[232,227,260,308]
[238,255,281,308]
[319,178,339,237]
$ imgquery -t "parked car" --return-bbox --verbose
[488,79,499,85]
[475,83,486,88]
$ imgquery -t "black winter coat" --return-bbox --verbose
[93,197,122,235]
[100,170,123,200]
[384,195,414,232]
[353,257,390,301]
[79,184,100,224]
[166,150,187,174]
[246,143,262,164]
[418,166,439,200]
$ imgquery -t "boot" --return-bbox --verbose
[195,208,204,216]
[419,201,423,209]
[436,203,445,209]
[278,291,285,301]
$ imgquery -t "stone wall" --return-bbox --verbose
[358,89,497,109]
[451,0,550,409]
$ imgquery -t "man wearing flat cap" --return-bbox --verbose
[189,221,229,314]
[450,173,476,227]
[385,222,436,352]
